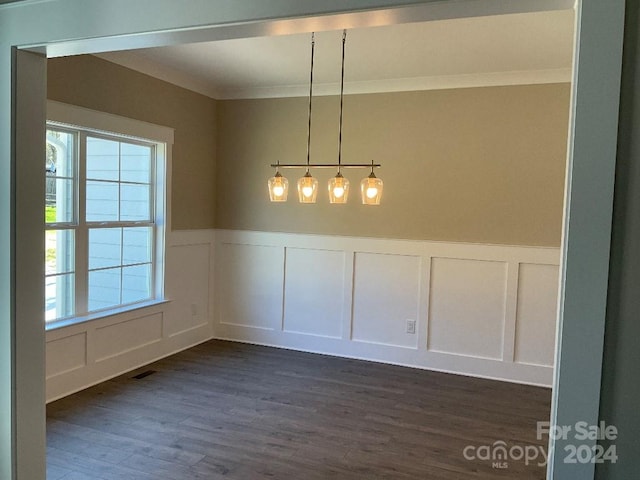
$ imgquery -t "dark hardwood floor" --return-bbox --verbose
[47,340,551,479]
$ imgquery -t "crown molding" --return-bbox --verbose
[219,68,572,99]
[94,52,571,100]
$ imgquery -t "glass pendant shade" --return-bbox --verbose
[328,173,350,204]
[268,172,289,202]
[297,172,319,203]
[361,173,383,205]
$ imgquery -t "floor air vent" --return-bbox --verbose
[132,370,157,380]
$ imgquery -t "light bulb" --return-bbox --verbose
[328,173,350,204]
[268,172,289,202]
[297,172,318,203]
[360,170,383,205]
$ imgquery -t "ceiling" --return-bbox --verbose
[97,9,575,100]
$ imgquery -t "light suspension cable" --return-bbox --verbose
[306,32,315,173]
[337,29,346,172]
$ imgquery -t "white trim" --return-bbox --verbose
[47,100,174,145]
[220,69,573,99]
[45,298,171,331]
[548,1,625,478]
[216,229,561,263]
[13,49,48,480]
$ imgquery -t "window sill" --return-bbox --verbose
[45,298,171,331]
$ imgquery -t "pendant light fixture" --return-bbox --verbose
[268,29,383,205]
[328,30,350,204]
[268,161,289,201]
[297,32,319,203]
[361,160,384,205]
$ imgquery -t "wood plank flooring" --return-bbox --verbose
[47,340,551,479]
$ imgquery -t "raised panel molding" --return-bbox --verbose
[283,248,345,339]
[94,313,163,362]
[165,243,211,337]
[428,258,507,360]
[46,333,86,379]
[515,263,560,367]
[215,230,560,386]
[218,243,284,330]
[352,252,421,349]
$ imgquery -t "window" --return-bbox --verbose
[45,108,169,325]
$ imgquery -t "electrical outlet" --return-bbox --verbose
[406,319,416,334]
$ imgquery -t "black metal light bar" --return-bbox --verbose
[270,163,381,168]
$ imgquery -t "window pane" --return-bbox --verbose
[87,137,119,181]
[46,130,75,178]
[122,264,151,304]
[86,180,119,222]
[45,230,75,275]
[45,273,74,322]
[121,143,151,183]
[88,268,121,312]
[89,228,122,270]
[123,227,152,265]
[120,184,150,221]
[45,178,74,224]
[45,125,161,319]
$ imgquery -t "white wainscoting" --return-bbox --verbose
[215,230,560,387]
[45,229,215,402]
[46,228,561,402]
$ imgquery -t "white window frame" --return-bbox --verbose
[45,101,173,329]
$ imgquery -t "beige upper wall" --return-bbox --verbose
[47,55,217,230]
[46,54,569,245]
[216,84,570,246]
